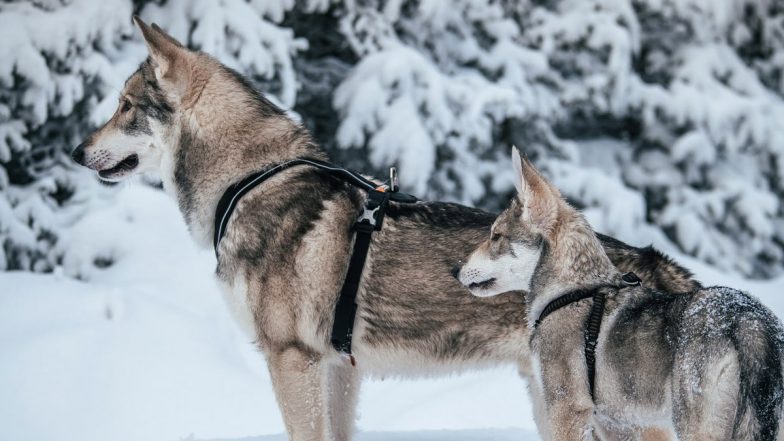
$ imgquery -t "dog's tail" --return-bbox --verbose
[731,298,784,441]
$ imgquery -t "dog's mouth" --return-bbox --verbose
[468,277,497,291]
[98,154,139,180]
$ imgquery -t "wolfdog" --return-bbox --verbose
[72,17,700,441]
[456,149,784,440]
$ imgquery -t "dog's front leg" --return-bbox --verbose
[537,349,597,441]
[267,344,330,441]
[326,360,360,441]
[546,401,596,441]
[524,372,554,440]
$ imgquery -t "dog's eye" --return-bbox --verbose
[491,232,502,242]
[120,100,132,113]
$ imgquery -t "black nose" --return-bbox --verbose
[71,143,86,165]
[450,263,463,280]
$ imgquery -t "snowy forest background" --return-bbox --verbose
[3,0,784,279]
[3,1,784,440]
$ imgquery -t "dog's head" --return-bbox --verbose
[455,148,565,297]
[71,16,194,182]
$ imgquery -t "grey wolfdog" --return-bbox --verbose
[456,149,784,441]
[72,16,699,441]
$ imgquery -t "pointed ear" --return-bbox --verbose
[151,23,185,48]
[513,154,561,235]
[133,15,185,79]
[512,146,524,195]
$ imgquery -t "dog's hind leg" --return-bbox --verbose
[267,344,330,441]
[326,360,360,441]
[673,348,739,441]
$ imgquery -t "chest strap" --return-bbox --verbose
[534,272,642,399]
[331,189,389,360]
[213,157,417,362]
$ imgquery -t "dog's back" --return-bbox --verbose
[598,233,700,294]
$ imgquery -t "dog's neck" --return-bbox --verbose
[527,217,621,323]
[160,66,326,248]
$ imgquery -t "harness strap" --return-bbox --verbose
[535,287,598,327]
[584,289,607,397]
[213,157,416,255]
[330,190,389,358]
[534,271,642,400]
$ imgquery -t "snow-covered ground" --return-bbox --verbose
[200,429,538,441]
[1,185,782,441]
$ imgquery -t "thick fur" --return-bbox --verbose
[457,151,784,441]
[73,18,703,441]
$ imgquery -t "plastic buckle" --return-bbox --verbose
[357,205,379,227]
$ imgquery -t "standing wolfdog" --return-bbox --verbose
[72,17,699,441]
[456,149,784,440]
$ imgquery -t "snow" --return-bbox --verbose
[0,0,132,127]
[199,429,538,441]
[1,184,783,441]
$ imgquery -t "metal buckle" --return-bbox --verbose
[389,167,399,192]
[621,272,642,286]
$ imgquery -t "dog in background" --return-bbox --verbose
[456,149,784,440]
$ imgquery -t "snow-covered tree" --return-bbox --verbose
[3,0,784,278]
[0,0,133,271]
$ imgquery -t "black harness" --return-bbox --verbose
[534,271,642,399]
[213,157,417,362]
